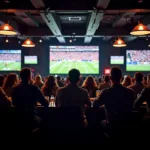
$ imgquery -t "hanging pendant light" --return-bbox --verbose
[130,23,150,36]
[113,37,126,47]
[22,39,35,47]
[0,24,17,35]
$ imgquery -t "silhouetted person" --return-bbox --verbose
[56,69,90,126]
[82,76,98,98]
[0,75,5,87]
[128,72,146,96]
[12,68,48,130]
[99,75,111,91]
[94,67,135,127]
[56,76,64,87]
[134,74,150,113]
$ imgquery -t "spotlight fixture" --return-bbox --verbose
[5,39,9,43]
[113,37,126,47]
[0,24,17,35]
[39,39,42,43]
[22,39,35,47]
[130,23,150,36]
[69,39,72,43]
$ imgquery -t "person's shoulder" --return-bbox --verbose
[124,86,135,94]
[79,86,88,93]
[57,86,67,92]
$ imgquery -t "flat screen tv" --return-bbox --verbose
[110,56,124,64]
[126,50,150,71]
[24,56,38,64]
[0,50,21,71]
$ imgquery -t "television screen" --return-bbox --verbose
[49,46,99,74]
[126,50,150,71]
[110,56,124,64]
[0,50,21,71]
[24,56,38,64]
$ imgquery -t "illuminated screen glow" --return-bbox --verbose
[24,56,38,64]
[110,56,124,64]
[49,46,99,74]
[0,50,21,71]
[126,50,150,71]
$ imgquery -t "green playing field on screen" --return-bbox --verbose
[110,56,124,64]
[0,50,21,71]
[126,50,150,71]
[24,56,38,64]
[49,46,99,74]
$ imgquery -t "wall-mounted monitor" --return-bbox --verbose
[49,46,99,74]
[126,50,150,71]
[0,50,21,71]
[110,56,124,65]
[24,56,38,64]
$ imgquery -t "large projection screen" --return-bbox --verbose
[49,46,99,74]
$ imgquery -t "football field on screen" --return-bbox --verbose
[111,60,124,64]
[127,64,150,71]
[0,62,21,71]
[25,60,37,64]
[50,61,99,74]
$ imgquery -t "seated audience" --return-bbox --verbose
[99,75,111,90]
[56,76,64,87]
[64,76,70,87]
[2,73,18,97]
[134,74,150,113]
[33,75,44,89]
[41,75,59,97]
[0,75,5,87]
[56,69,90,125]
[82,76,98,98]
[122,76,132,87]
[11,68,48,128]
[97,77,102,86]
[94,67,135,127]
[128,72,146,96]
[0,87,11,110]
[143,76,148,86]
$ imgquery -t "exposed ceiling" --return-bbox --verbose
[0,0,150,43]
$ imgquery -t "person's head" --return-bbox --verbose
[122,76,132,87]
[0,75,5,87]
[68,69,80,84]
[110,67,122,83]
[147,74,150,85]
[45,75,58,88]
[104,75,110,83]
[82,76,97,88]
[35,75,43,83]
[20,68,31,82]
[143,76,147,85]
[3,73,18,89]
[134,72,144,83]
[57,76,61,81]
[98,77,102,83]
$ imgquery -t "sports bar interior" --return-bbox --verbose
[1,0,150,146]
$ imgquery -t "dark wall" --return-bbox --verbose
[0,38,149,76]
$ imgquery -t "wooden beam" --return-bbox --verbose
[14,12,39,27]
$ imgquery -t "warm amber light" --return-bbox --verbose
[113,38,126,47]
[22,39,35,47]
[130,23,150,35]
[0,24,17,35]
[26,40,31,45]
[4,25,9,30]
[139,25,144,30]
[118,39,122,44]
